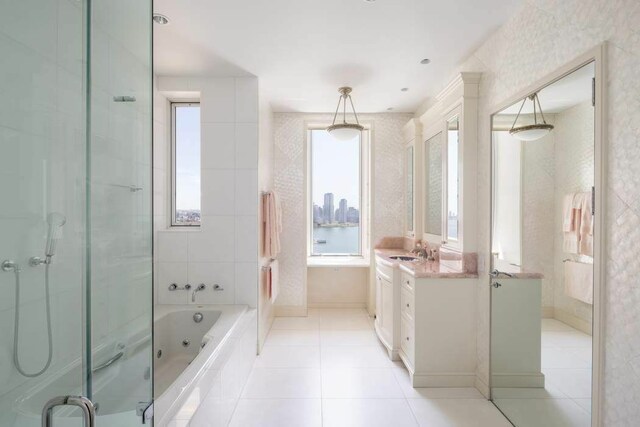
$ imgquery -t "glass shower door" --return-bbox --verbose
[88,0,153,424]
[0,0,153,425]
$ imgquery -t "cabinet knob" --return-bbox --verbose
[406,337,410,341]
[406,303,410,308]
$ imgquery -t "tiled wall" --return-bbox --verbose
[450,0,640,421]
[273,113,412,309]
[257,92,275,348]
[154,77,259,308]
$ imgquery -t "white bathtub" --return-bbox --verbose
[154,304,256,426]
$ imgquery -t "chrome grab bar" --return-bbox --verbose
[489,269,514,278]
[42,395,95,427]
[92,351,124,373]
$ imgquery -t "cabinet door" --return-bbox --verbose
[375,274,383,326]
[381,277,394,341]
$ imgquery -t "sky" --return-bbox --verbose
[175,105,201,210]
[311,130,360,209]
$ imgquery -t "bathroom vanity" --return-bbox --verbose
[374,250,478,387]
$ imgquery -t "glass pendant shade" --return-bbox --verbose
[509,92,554,142]
[327,87,364,140]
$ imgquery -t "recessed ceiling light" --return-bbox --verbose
[420,58,431,65]
[153,14,169,25]
[400,88,409,92]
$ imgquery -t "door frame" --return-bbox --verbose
[487,43,607,427]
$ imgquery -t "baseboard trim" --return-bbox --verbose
[274,305,308,317]
[553,309,592,335]
[475,375,490,398]
[411,372,477,388]
[491,372,545,388]
[307,302,367,309]
[541,306,554,318]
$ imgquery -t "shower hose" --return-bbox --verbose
[11,264,53,377]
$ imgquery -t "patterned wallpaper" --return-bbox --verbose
[454,0,640,423]
[273,113,412,307]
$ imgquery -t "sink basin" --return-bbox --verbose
[388,255,419,262]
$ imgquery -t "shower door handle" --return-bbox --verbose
[42,395,96,427]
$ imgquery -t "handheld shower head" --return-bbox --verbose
[45,213,66,258]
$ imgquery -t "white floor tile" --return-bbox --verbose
[322,398,418,427]
[229,398,322,427]
[254,345,320,368]
[265,329,320,346]
[541,331,592,348]
[322,368,405,398]
[271,316,319,330]
[493,398,591,427]
[542,347,591,369]
[319,315,373,330]
[320,329,379,346]
[543,368,592,399]
[241,368,321,398]
[491,385,567,399]
[313,307,369,319]
[573,398,592,414]
[321,345,393,368]
[408,398,512,427]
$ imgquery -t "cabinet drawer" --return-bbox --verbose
[375,257,394,281]
[401,286,414,321]
[400,272,415,293]
[400,316,414,363]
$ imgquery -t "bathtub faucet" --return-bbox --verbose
[192,284,206,302]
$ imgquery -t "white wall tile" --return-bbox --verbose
[158,262,189,304]
[188,216,235,263]
[235,78,258,123]
[201,169,235,216]
[202,123,235,169]
[235,123,258,169]
[158,231,188,262]
[235,169,258,215]
[235,216,258,263]
[235,262,258,307]
[201,78,235,123]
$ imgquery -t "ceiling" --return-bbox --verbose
[499,62,595,115]
[153,0,523,113]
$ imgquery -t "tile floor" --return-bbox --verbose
[492,318,593,427]
[228,308,511,427]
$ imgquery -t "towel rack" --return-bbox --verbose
[261,258,276,271]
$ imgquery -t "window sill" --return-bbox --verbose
[307,256,370,267]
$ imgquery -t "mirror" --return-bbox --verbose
[424,133,442,237]
[406,145,414,234]
[490,62,596,426]
[445,116,459,243]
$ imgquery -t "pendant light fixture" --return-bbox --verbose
[509,92,554,141]
[327,87,364,141]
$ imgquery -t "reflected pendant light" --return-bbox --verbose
[327,87,364,141]
[509,92,554,141]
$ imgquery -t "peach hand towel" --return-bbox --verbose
[563,193,579,254]
[579,192,593,256]
[262,191,282,258]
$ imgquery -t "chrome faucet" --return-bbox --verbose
[192,284,206,302]
[411,243,429,259]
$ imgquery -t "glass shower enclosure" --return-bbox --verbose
[0,0,153,425]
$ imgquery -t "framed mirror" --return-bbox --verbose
[406,145,414,235]
[423,132,442,240]
[444,115,460,247]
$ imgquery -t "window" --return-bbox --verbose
[309,129,368,257]
[171,102,201,226]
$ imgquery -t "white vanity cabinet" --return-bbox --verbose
[374,258,401,360]
[398,271,478,388]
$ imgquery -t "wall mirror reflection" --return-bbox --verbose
[445,116,460,245]
[406,145,414,235]
[490,61,597,427]
[424,132,443,238]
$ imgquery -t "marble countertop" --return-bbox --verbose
[374,249,479,279]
